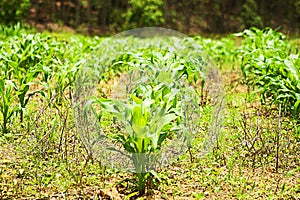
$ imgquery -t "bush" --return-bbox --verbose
[123,0,165,29]
[240,0,263,29]
[0,0,31,25]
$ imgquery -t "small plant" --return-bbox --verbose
[52,60,80,105]
[88,82,185,194]
[9,62,40,123]
[0,78,19,133]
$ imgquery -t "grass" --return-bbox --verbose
[0,31,299,199]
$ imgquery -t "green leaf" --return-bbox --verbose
[131,106,148,137]
[149,113,177,150]
[156,70,172,83]
[130,94,142,104]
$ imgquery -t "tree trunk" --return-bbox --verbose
[87,0,92,33]
[75,0,81,27]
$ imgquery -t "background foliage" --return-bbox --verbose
[124,0,164,28]
[0,0,31,25]
[2,0,300,35]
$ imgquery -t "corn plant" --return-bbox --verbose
[0,23,32,39]
[198,36,238,69]
[8,61,41,122]
[52,59,81,105]
[88,82,184,194]
[0,78,19,133]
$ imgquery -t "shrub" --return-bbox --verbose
[0,0,31,25]
[123,0,165,29]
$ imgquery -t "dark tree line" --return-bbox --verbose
[2,0,300,35]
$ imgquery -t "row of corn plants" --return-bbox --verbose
[0,24,233,135]
[236,28,300,135]
[0,28,93,134]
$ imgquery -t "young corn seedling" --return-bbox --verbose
[8,60,41,123]
[86,82,184,194]
[0,78,19,133]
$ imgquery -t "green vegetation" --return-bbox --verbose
[4,0,300,35]
[0,25,299,199]
[124,0,165,28]
[0,0,31,25]
[237,28,300,124]
[88,42,203,193]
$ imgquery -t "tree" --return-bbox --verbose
[0,0,31,24]
[123,0,165,29]
[240,0,263,29]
